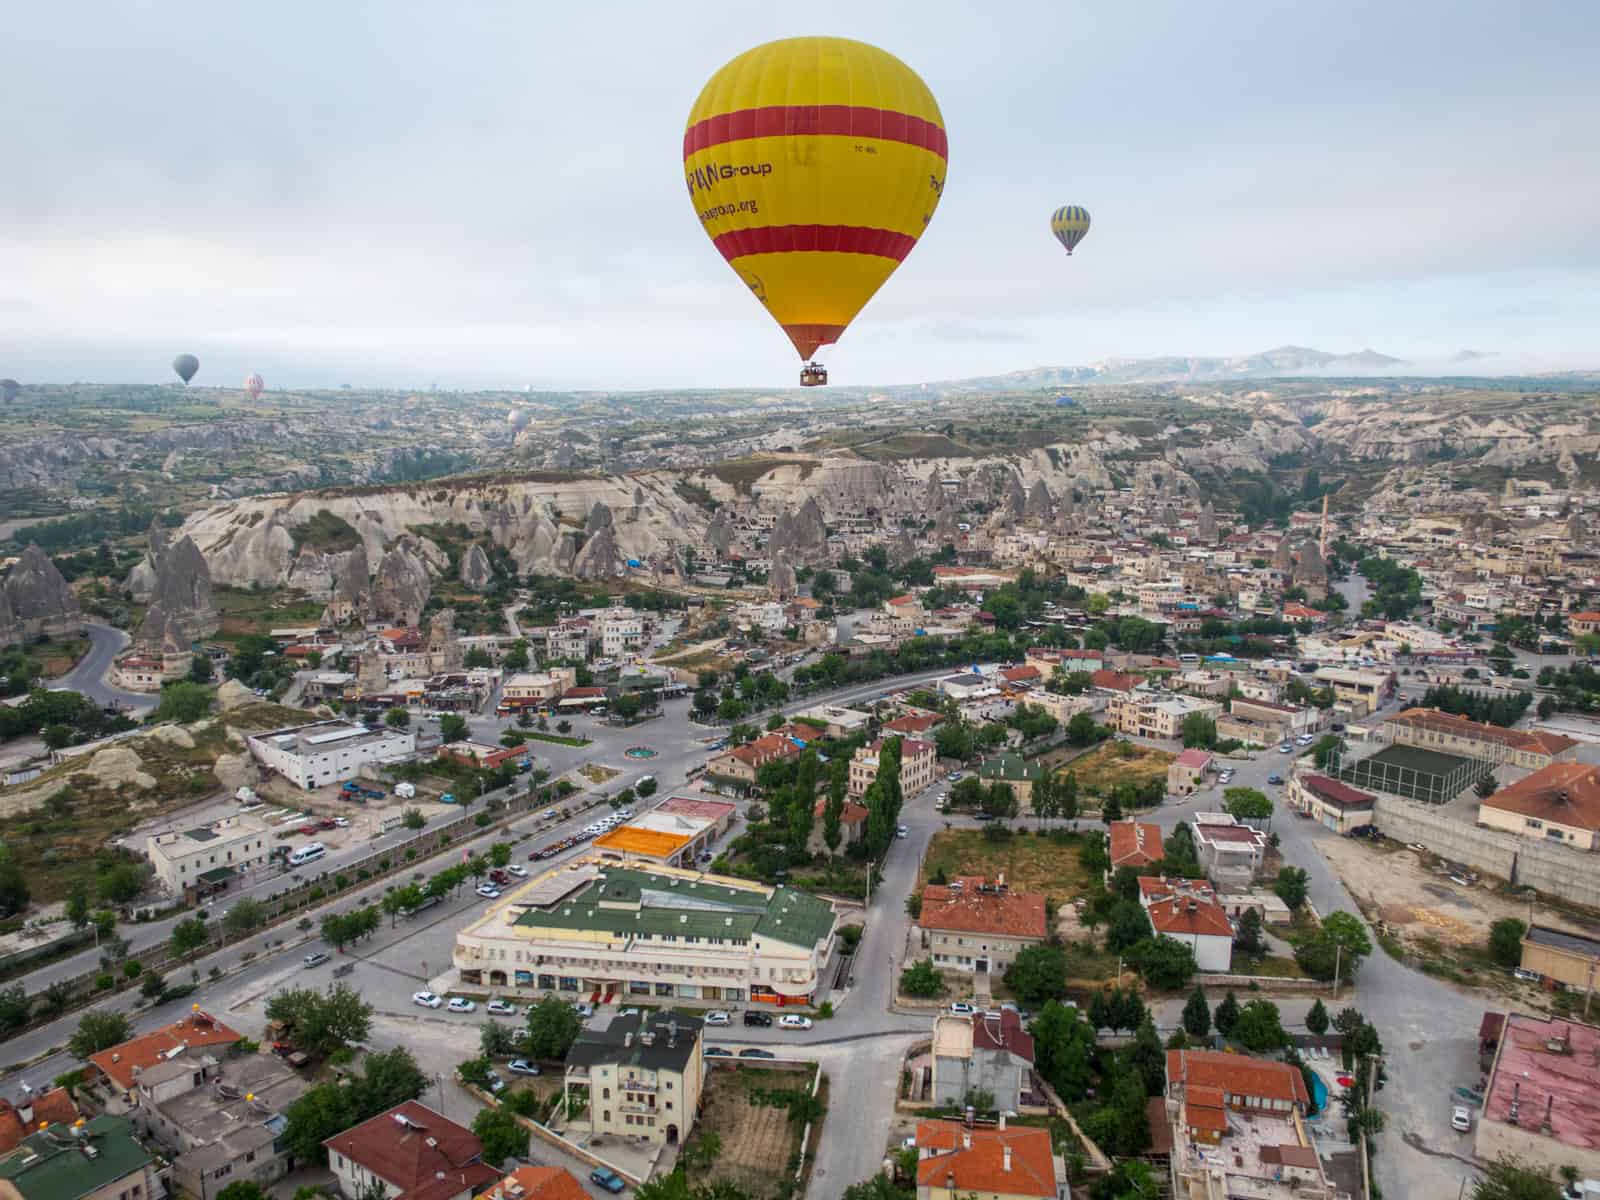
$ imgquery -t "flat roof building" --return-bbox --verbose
[1475,1013,1600,1180]
[246,720,415,790]
[0,1116,157,1200]
[146,814,275,894]
[592,796,737,867]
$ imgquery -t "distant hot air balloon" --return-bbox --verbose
[507,409,530,430]
[172,354,199,384]
[1050,206,1091,256]
[244,373,264,400]
[0,379,19,403]
[684,36,948,387]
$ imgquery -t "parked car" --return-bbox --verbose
[508,1059,542,1076]
[486,999,517,1016]
[738,1048,776,1059]
[1513,968,1542,983]
[778,1014,813,1030]
[1278,743,1294,753]
[573,1002,595,1018]
[476,885,501,898]
[896,825,910,839]
[303,952,330,969]
[1267,774,1284,785]
[704,1010,731,1025]
[413,990,443,1008]
[506,864,528,877]
[704,1047,732,1057]
[743,1010,773,1027]
[589,1168,627,1194]
[484,1071,506,1093]
[447,997,476,1013]
[298,823,320,836]
[1451,1105,1473,1132]
[949,1002,978,1016]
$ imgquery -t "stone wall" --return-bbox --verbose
[1370,796,1600,909]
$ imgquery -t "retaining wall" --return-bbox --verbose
[1370,796,1600,909]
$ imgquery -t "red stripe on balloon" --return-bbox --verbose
[685,105,947,161]
[713,224,917,263]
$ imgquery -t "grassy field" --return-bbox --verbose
[1063,741,1175,796]
[9,635,91,680]
[920,829,1095,907]
[214,586,326,639]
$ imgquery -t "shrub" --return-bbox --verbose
[95,973,114,991]
[123,961,142,979]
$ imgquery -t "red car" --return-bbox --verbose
[318,818,338,830]
[298,824,319,836]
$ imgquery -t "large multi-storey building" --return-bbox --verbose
[594,607,644,659]
[454,862,836,1006]
[245,721,416,790]
[848,738,936,800]
[1105,692,1222,740]
[1384,708,1578,770]
[146,816,276,894]
[916,876,1047,976]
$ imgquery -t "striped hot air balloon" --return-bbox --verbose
[684,37,948,383]
[244,373,264,399]
[1050,205,1091,255]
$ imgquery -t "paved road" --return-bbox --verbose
[57,623,156,712]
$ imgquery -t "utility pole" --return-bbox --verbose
[1333,943,1343,1002]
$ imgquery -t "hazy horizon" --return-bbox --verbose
[5,0,1597,391]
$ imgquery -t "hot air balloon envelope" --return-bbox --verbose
[244,373,264,399]
[684,37,948,362]
[173,354,200,384]
[1050,206,1091,255]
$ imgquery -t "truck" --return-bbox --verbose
[393,782,416,799]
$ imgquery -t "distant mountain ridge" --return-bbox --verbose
[918,345,1410,391]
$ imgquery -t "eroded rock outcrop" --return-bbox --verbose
[459,543,493,591]
[369,539,431,626]
[137,534,217,650]
[0,543,82,646]
[768,554,797,599]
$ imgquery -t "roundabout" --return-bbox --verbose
[624,746,657,759]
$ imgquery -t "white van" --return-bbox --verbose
[288,842,327,867]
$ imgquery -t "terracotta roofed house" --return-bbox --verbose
[1147,892,1235,971]
[1108,820,1165,868]
[1383,707,1579,769]
[914,1119,1060,1200]
[0,1090,78,1153]
[918,876,1047,976]
[475,1166,588,1200]
[85,1011,241,1111]
[1477,762,1600,850]
[324,1101,498,1200]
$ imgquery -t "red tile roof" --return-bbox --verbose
[1166,1049,1310,1109]
[1137,876,1215,904]
[326,1101,498,1200]
[1091,670,1144,692]
[813,796,869,827]
[477,1166,588,1200]
[883,713,941,735]
[1301,774,1376,810]
[1481,762,1600,831]
[1000,666,1041,684]
[1174,748,1212,769]
[915,1121,1057,1199]
[1148,894,1235,939]
[1108,820,1164,867]
[88,1010,241,1092]
[0,1090,78,1152]
[1387,707,1578,759]
[919,878,1047,940]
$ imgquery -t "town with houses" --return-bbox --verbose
[4,383,1600,1200]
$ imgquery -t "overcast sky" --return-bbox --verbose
[4,0,1597,391]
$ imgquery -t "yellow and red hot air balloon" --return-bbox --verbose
[683,37,948,386]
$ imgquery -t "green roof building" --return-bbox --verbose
[0,1116,156,1200]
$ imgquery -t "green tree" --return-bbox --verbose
[68,1010,132,1058]
[1005,943,1067,1006]
[1214,990,1241,1037]
[523,995,582,1059]
[464,647,493,669]
[1294,911,1372,982]
[1031,1001,1097,1101]
[96,861,147,904]
[188,655,216,684]
[1234,908,1265,956]
[1476,773,1499,799]
[1066,712,1098,747]
[1127,1018,1168,1095]
[1488,917,1528,969]
[266,983,373,1056]
[169,915,210,959]
[1105,900,1152,953]
[1305,998,1330,1036]
[221,899,268,939]
[440,713,468,742]
[384,706,410,728]
[1273,866,1309,910]
[216,1184,268,1200]
[153,681,213,723]
[898,958,946,998]
[64,881,91,930]
[1182,987,1211,1038]
[1312,734,1343,770]
[348,1047,428,1116]
[1222,786,1272,821]
[1101,792,1124,824]
[472,1106,529,1166]
[0,985,29,1034]
[637,776,658,798]
[1469,1155,1562,1200]
[1232,999,1289,1051]
[283,1085,355,1164]
[1181,711,1217,749]
[1127,935,1197,990]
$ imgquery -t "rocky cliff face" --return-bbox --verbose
[459,543,493,591]
[136,533,218,650]
[0,544,82,646]
[369,538,432,626]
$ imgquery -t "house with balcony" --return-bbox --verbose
[563,1012,703,1147]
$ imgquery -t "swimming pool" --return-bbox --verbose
[1310,1070,1329,1113]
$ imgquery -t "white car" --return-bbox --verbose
[333,817,350,827]
[896,825,910,838]
[508,1059,542,1076]
[704,1010,731,1025]
[615,809,633,820]
[1451,1105,1472,1132]
[486,999,517,1016]
[778,1014,813,1030]
[413,990,442,1009]
[949,1002,978,1016]
[447,997,477,1013]
[506,864,528,878]
[476,884,501,898]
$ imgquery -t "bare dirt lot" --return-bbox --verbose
[688,1065,813,1196]
[1318,838,1529,948]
